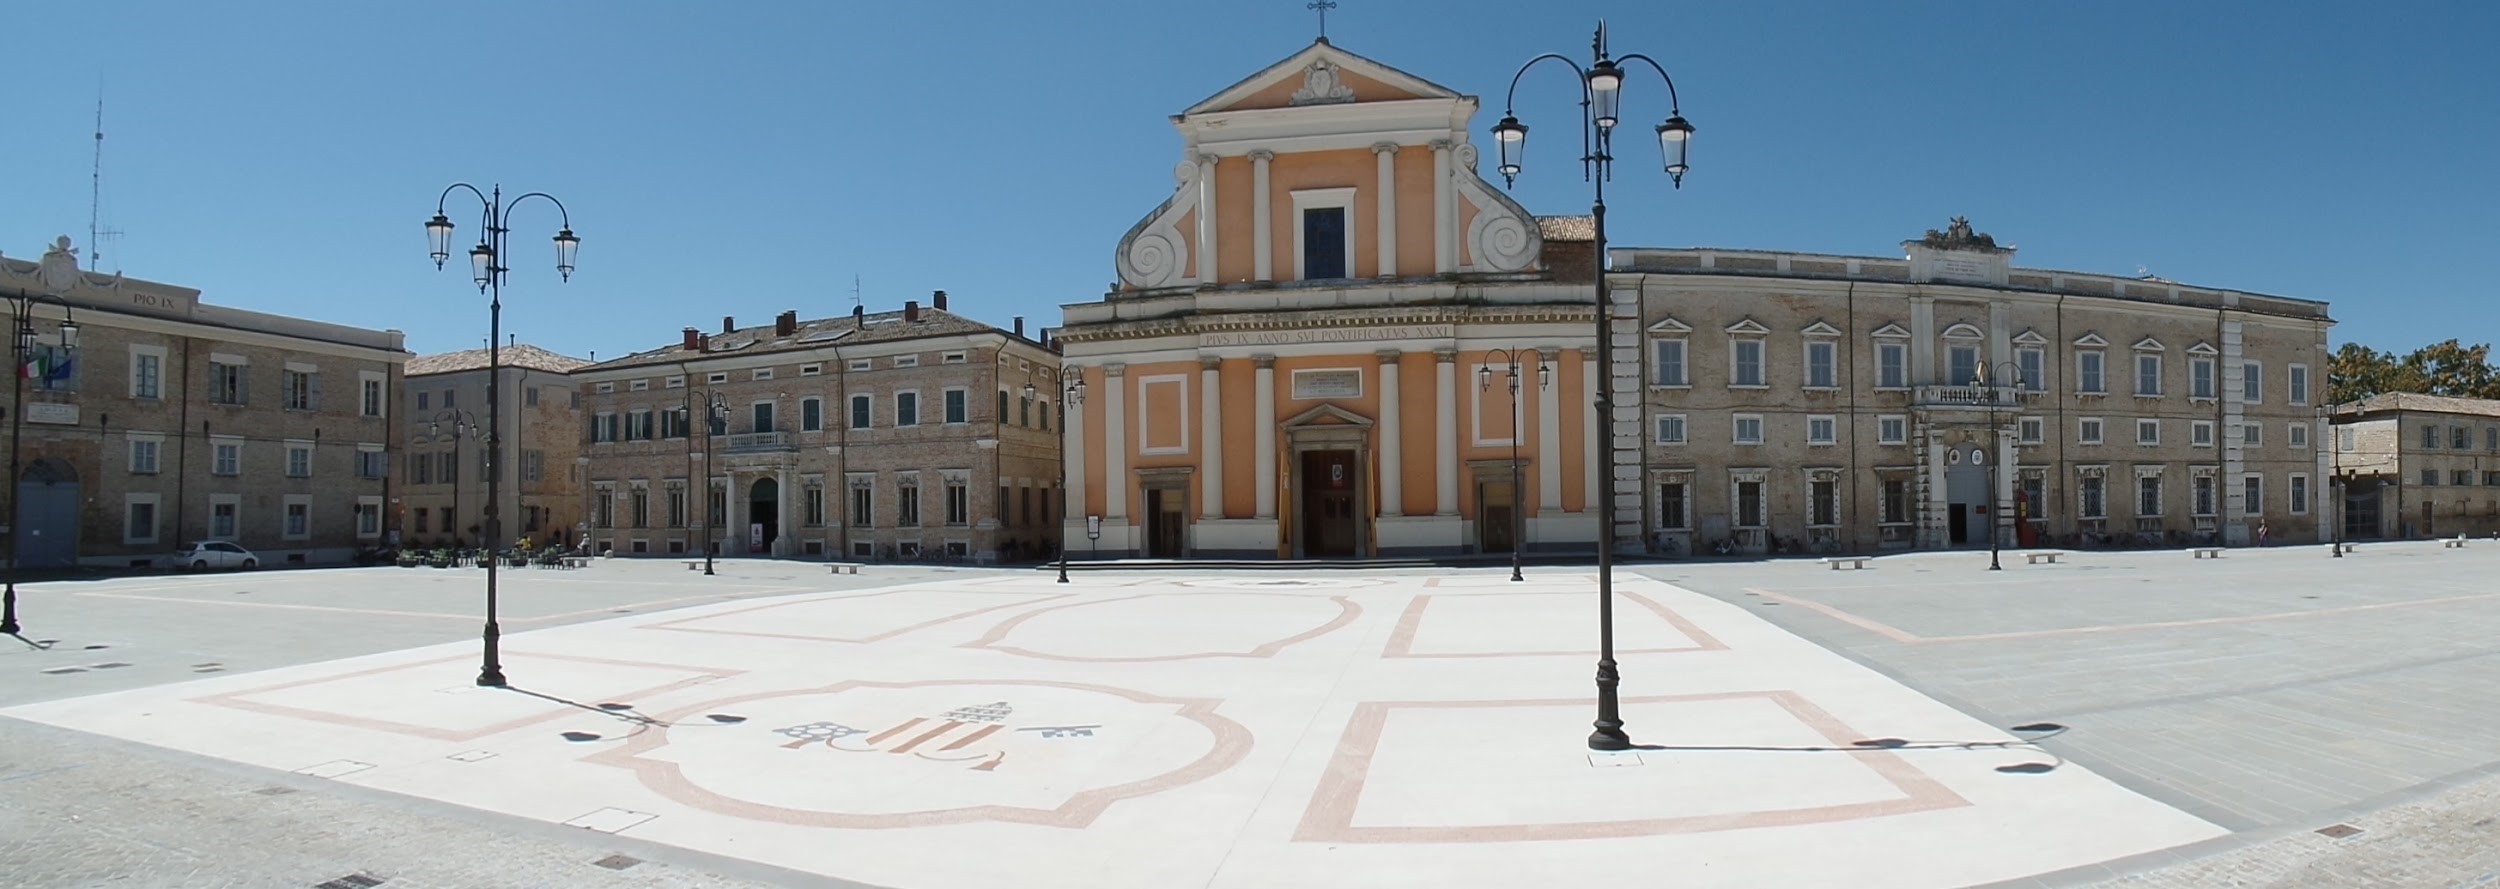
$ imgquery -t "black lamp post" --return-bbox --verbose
[2328,407,2349,557]
[428,408,479,548]
[0,281,79,636]
[1973,361,2024,571]
[1493,21,1693,752]
[1478,349,1551,582]
[426,184,578,688]
[1033,369,1084,583]
[679,390,728,575]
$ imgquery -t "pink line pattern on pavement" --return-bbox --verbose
[1380,590,1729,658]
[638,589,1071,644]
[193,652,746,742]
[961,594,1363,662]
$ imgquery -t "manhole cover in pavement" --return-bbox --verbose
[2316,823,2364,839]
[593,854,643,870]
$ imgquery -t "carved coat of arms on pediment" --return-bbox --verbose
[1290,60,1356,105]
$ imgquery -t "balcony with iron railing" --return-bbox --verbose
[1913,385,2029,408]
[721,431,796,453]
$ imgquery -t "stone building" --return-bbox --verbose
[573,295,1061,562]
[398,344,590,549]
[1,237,405,568]
[1621,219,2336,555]
[2327,393,2500,540]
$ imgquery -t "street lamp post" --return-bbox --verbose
[1031,369,1085,584]
[1974,361,2024,571]
[0,278,80,636]
[679,390,728,575]
[429,409,480,548]
[1492,20,1693,752]
[1478,349,1551,582]
[426,184,578,688]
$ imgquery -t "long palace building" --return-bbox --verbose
[1054,39,2335,560]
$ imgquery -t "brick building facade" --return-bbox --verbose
[399,344,590,549]
[574,294,1061,563]
[2328,393,2500,540]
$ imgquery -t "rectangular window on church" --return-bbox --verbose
[1303,207,1347,279]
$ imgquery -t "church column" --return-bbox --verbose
[1373,142,1399,278]
[1435,348,1458,514]
[1538,348,1562,512]
[1254,355,1277,518]
[1250,149,1275,283]
[1430,139,1456,274]
[1065,367,1087,525]
[1377,350,1403,516]
[1194,153,1219,284]
[1200,356,1224,519]
[1104,363,1128,520]
[1580,346,1599,511]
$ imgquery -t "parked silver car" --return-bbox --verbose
[174,540,259,571]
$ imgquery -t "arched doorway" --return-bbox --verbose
[747,477,779,554]
[16,458,81,569]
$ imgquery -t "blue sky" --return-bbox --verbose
[5,1,2492,360]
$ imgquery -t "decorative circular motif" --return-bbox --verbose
[1123,231,1180,288]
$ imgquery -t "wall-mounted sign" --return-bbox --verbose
[1292,369,1362,400]
[24,402,78,426]
[1086,515,1102,540]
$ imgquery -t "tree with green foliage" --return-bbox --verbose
[2327,339,2500,404]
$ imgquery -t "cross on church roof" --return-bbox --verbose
[1307,0,1337,39]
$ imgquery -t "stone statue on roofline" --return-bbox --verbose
[1921,216,1999,251]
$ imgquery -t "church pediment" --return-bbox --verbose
[1282,402,1374,429]
[1185,40,1465,115]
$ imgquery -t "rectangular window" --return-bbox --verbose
[362,376,385,416]
[1735,480,1765,528]
[212,501,239,538]
[2135,353,2161,396]
[211,361,247,404]
[946,389,969,424]
[2193,420,2215,446]
[850,482,873,526]
[283,370,316,410]
[2244,475,2264,514]
[2423,469,2440,487]
[416,391,430,411]
[129,438,160,474]
[132,352,163,399]
[2242,362,2262,402]
[848,358,872,372]
[1881,478,1910,524]
[356,499,381,537]
[2137,418,2159,445]
[1876,342,1907,389]
[946,478,969,526]
[2455,426,2472,450]
[440,452,458,485]
[213,442,242,476]
[1733,414,1764,445]
[2018,416,2045,444]
[2079,418,2104,445]
[1658,482,1688,529]
[2291,474,2310,514]
[2424,425,2441,448]
[1731,340,1765,387]
[1020,395,1032,427]
[2080,474,2106,518]
[1807,415,1837,445]
[852,394,873,429]
[1805,341,1836,389]
[2017,347,2046,391]
[1302,206,1348,279]
[2077,351,2105,394]
[125,498,159,545]
[1655,414,1687,445]
[805,485,826,526]
[631,488,649,528]
[594,489,614,527]
[1654,339,1687,386]
[2139,476,2162,517]
[526,386,541,407]
[2457,470,2475,487]
[2191,358,2215,399]
[744,402,770,434]
[1948,345,1979,387]
[1878,415,1907,445]
[2289,365,2310,405]
[998,390,1010,422]
[752,368,775,382]
[2489,427,2498,451]
[896,392,920,426]
[286,443,312,478]
[801,397,822,432]
[2289,423,2309,448]
[444,389,456,408]
[1809,477,1838,526]
[1040,402,1051,432]
[2243,423,2262,446]
[415,507,430,534]
[898,477,922,527]
[665,486,686,527]
[2194,474,2217,516]
[285,501,310,538]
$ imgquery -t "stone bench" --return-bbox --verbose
[684,560,706,570]
[2024,552,2062,565]
[827,562,863,575]
[2192,547,2223,559]
[1824,556,1870,571]
[2329,542,2356,555]
[2445,538,2469,549]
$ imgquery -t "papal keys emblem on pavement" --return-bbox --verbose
[774,701,1100,771]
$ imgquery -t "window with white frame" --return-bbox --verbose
[285,441,313,478]
[1947,344,1979,387]
[361,373,385,417]
[802,397,823,432]
[1878,415,1907,445]
[2423,425,2440,448]
[848,358,872,372]
[2290,474,2309,514]
[2192,420,2215,447]
[1807,415,1837,445]
[1656,477,1690,529]
[627,379,648,392]
[2289,422,2309,448]
[2138,473,2163,517]
[128,434,162,474]
[944,351,968,364]
[894,355,920,369]
[129,346,166,400]
[2135,352,2162,396]
[2455,426,2472,450]
[210,359,248,405]
[1733,473,1766,528]
[2079,470,2107,518]
[800,363,822,376]
[213,438,242,476]
[945,388,969,424]
[2242,361,2262,402]
[2243,474,2265,513]
[944,473,970,526]
[1293,187,1357,280]
[2289,365,2309,405]
[1731,339,1765,387]
[2018,416,2045,444]
[283,497,311,540]
[2017,347,2046,391]
[2077,350,2105,394]
[2079,417,2104,445]
[1881,476,1911,524]
[1655,414,1687,445]
[2243,423,2262,446]
[851,394,873,429]
[2193,471,2217,517]
[1733,414,1764,445]
[2190,357,2216,399]
[1808,471,1839,526]
[211,496,240,539]
[1653,339,1687,386]
[1876,341,1908,389]
[124,494,161,545]
[897,473,922,527]
[2137,418,2160,445]
[1805,340,1837,389]
[752,368,774,381]
[896,391,920,426]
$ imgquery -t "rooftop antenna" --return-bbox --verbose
[851,274,863,310]
[88,87,124,274]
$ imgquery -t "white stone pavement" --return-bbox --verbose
[3,570,2226,889]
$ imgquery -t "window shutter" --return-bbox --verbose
[311,372,323,411]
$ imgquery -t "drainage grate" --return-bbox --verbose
[313,874,384,889]
[592,854,643,870]
[2316,823,2364,839]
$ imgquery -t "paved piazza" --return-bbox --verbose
[7,545,2500,887]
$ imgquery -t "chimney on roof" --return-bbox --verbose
[722,315,736,334]
[852,304,865,323]
[904,300,920,323]
[775,310,798,337]
[1012,316,1024,337]
[683,327,701,351]
[932,289,948,311]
